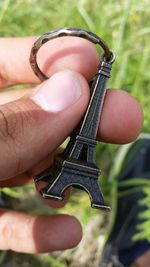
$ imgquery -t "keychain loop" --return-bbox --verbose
[30,27,115,81]
[32,28,115,210]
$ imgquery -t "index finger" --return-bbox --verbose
[0,36,99,88]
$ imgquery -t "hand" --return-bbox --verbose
[0,36,143,253]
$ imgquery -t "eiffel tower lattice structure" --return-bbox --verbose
[30,28,115,210]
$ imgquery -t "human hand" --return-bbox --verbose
[0,36,143,253]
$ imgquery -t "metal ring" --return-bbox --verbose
[101,50,116,64]
[30,27,115,81]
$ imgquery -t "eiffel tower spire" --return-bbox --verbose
[67,61,112,163]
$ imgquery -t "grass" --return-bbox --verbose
[0,0,150,266]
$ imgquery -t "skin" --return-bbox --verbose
[0,36,143,254]
[130,250,150,267]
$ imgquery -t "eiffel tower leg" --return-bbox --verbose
[87,179,110,210]
[34,156,63,183]
[40,171,110,210]
[40,171,70,200]
[34,167,52,182]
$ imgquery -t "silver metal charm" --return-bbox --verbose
[30,28,115,210]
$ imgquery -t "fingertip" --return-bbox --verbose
[98,89,144,144]
[34,214,83,252]
[68,215,83,246]
[37,36,99,81]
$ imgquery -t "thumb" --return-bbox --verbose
[0,70,89,179]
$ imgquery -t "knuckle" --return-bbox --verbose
[0,105,23,174]
[2,222,13,247]
[0,99,36,175]
[0,104,19,143]
[0,100,33,144]
[2,214,34,252]
[0,107,17,142]
[0,60,11,89]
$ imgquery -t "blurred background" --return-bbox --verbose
[0,0,150,266]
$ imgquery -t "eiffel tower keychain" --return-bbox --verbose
[30,28,115,210]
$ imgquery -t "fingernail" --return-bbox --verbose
[31,71,82,112]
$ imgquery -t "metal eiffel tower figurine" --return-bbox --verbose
[30,28,115,210]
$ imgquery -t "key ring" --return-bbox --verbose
[30,27,115,81]
[30,28,115,210]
